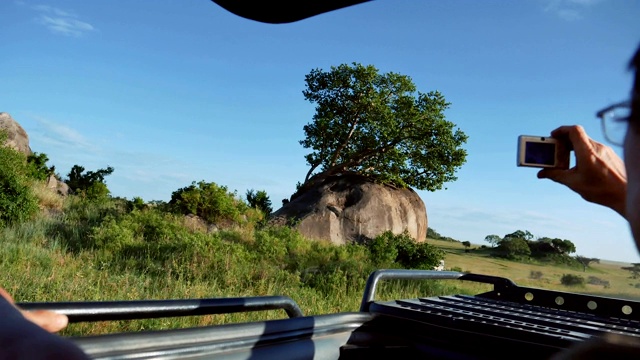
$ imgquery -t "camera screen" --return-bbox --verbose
[525,141,555,166]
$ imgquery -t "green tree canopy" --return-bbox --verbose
[170,181,247,224]
[484,234,501,247]
[499,238,531,259]
[299,63,467,191]
[66,165,114,193]
[503,230,534,241]
[246,189,273,215]
[575,255,599,272]
[551,238,576,255]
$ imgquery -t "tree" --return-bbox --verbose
[503,230,534,241]
[170,181,247,225]
[65,164,114,198]
[427,228,443,240]
[499,238,531,259]
[26,152,55,181]
[246,189,273,215]
[551,238,576,255]
[484,234,501,247]
[462,241,471,252]
[299,63,467,191]
[575,255,600,272]
[622,263,640,279]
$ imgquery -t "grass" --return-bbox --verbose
[428,239,640,299]
[0,197,464,336]
[3,193,639,338]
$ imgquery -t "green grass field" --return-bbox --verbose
[427,238,640,300]
[2,195,639,337]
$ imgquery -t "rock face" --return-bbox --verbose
[0,112,31,155]
[46,175,71,196]
[270,174,427,245]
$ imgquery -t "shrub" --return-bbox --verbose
[170,181,248,225]
[499,238,531,259]
[587,276,610,288]
[82,182,110,200]
[300,244,372,296]
[367,233,399,268]
[371,231,445,270]
[128,197,147,211]
[530,270,543,280]
[561,274,585,287]
[26,152,55,181]
[0,134,39,228]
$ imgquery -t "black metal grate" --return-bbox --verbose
[363,270,640,357]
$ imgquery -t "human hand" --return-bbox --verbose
[0,287,68,333]
[537,125,627,217]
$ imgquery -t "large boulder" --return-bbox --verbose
[270,174,427,245]
[46,175,71,196]
[0,112,31,155]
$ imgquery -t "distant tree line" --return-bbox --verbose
[483,230,583,265]
[427,228,460,242]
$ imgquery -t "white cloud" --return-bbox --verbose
[29,4,95,37]
[542,0,602,21]
[31,4,75,17]
[29,116,97,152]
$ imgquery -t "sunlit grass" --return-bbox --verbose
[4,193,639,339]
[428,238,640,300]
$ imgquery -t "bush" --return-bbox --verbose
[370,231,444,270]
[300,244,372,296]
[561,274,585,287]
[82,182,110,200]
[587,276,610,288]
[530,270,543,280]
[170,181,248,225]
[0,135,39,228]
[367,233,399,268]
[499,238,531,259]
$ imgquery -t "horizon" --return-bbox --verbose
[2,0,639,262]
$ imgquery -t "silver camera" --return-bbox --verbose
[517,135,560,168]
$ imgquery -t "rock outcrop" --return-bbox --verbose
[0,112,31,155]
[270,174,427,245]
[46,175,71,196]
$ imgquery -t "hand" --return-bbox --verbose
[0,287,68,333]
[537,125,627,217]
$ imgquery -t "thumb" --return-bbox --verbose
[22,310,69,333]
[537,168,569,185]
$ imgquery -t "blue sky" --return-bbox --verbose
[2,0,639,262]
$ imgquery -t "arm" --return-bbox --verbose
[0,288,89,360]
[537,125,627,217]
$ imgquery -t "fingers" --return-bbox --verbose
[0,287,14,303]
[550,125,594,156]
[1,287,69,333]
[537,168,571,185]
[22,310,69,333]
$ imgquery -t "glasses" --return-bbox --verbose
[596,100,631,146]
